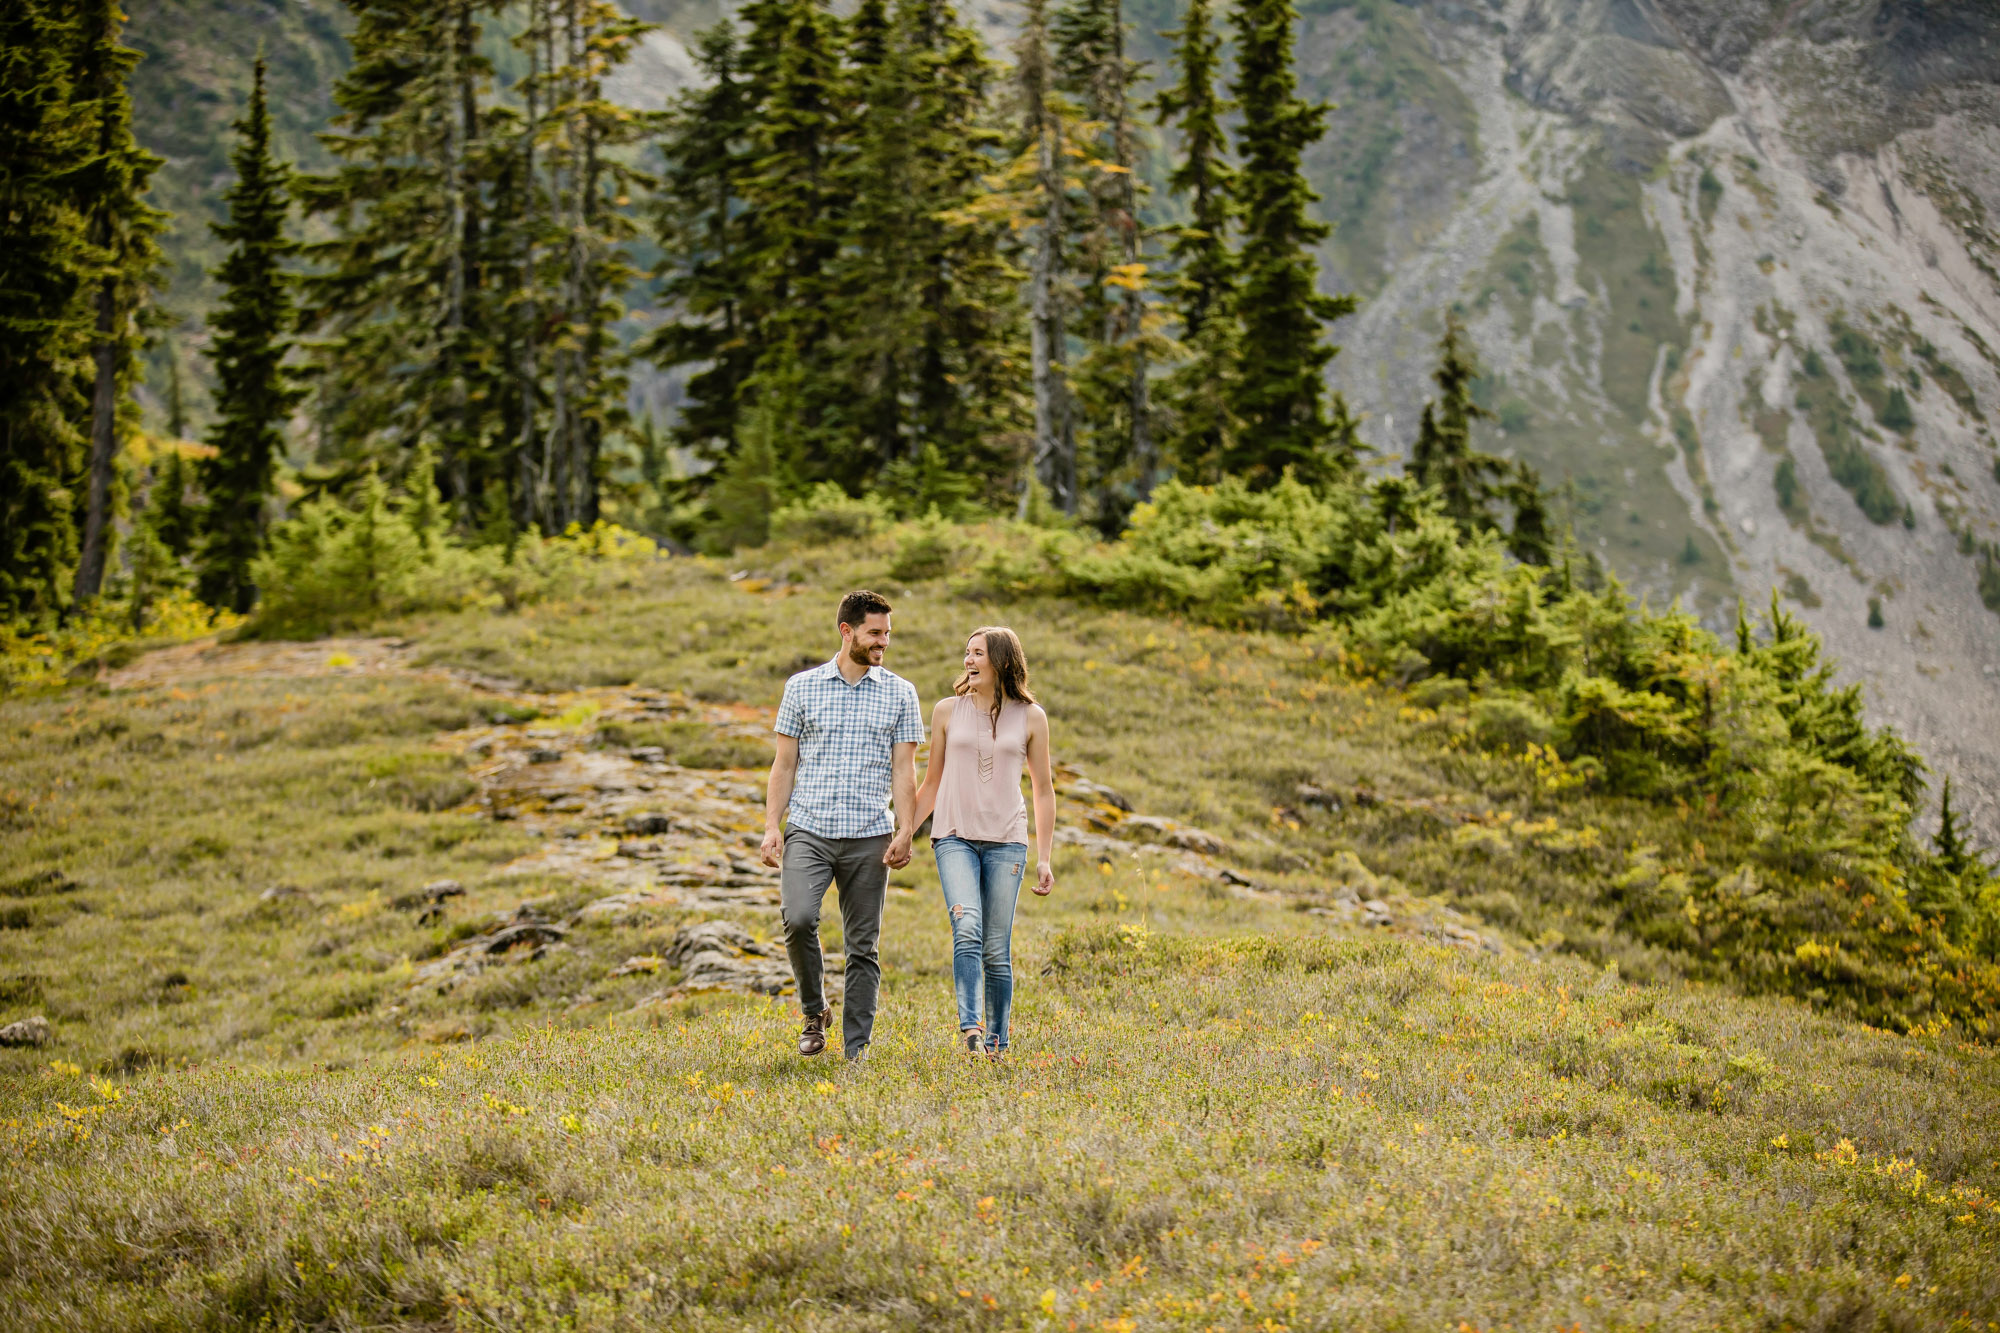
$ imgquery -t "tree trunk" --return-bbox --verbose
[442,0,470,504]
[1111,0,1154,498]
[73,278,120,604]
[1028,117,1075,514]
[516,0,545,532]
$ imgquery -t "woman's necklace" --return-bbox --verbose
[972,694,997,783]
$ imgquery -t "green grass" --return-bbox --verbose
[1795,350,1902,525]
[4,558,1999,1327]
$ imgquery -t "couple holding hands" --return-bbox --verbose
[758,590,1057,1063]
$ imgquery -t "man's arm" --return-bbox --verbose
[884,740,918,868]
[760,733,800,868]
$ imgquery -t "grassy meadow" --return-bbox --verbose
[2,547,1998,1329]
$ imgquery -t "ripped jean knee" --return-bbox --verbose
[949,901,985,949]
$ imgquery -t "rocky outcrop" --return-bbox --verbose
[0,1015,53,1048]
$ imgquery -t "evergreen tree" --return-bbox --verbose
[1055,0,1158,526]
[1934,778,1986,883]
[149,448,201,559]
[522,0,653,531]
[1506,461,1554,565]
[70,0,167,605]
[298,0,505,500]
[739,0,848,480]
[0,0,92,625]
[128,458,192,631]
[164,338,187,439]
[199,55,305,614]
[830,0,1019,493]
[646,22,760,464]
[1223,0,1356,488]
[1016,0,1079,512]
[1150,0,1237,483]
[1407,313,1507,530]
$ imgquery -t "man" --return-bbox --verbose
[761,589,923,1060]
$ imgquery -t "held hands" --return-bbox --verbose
[1033,860,1054,896]
[883,829,914,870]
[759,826,785,869]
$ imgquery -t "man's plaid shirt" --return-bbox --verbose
[774,658,925,839]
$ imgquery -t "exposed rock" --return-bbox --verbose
[629,746,667,764]
[394,879,465,910]
[625,812,676,836]
[527,748,564,764]
[481,921,565,956]
[663,918,758,968]
[0,1015,52,1047]
[1117,814,1226,856]
[571,890,677,924]
[258,884,308,902]
[610,955,662,977]
[622,918,838,1001]
[4,870,77,897]
[1294,784,1340,809]
[1054,826,1147,860]
[1065,779,1133,812]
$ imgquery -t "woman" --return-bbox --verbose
[912,627,1056,1055]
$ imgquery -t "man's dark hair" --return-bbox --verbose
[837,589,893,629]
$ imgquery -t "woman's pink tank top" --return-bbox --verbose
[932,693,1030,844]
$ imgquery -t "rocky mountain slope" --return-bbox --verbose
[126,0,2000,836]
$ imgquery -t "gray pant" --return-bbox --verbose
[780,829,888,1059]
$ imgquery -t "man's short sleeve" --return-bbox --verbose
[774,676,805,738]
[893,681,925,744]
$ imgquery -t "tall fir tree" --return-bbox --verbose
[738,0,849,480]
[1150,0,1238,483]
[1054,0,1156,524]
[1224,0,1356,489]
[298,0,504,500]
[149,448,201,560]
[199,54,306,614]
[521,0,652,530]
[1408,313,1504,527]
[70,0,167,605]
[164,338,187,439]
[831,0,1018,493]
[646,21,761,465]
[1406,314,1552,562]
[0,0,93,625]
[1016,0,1079,512]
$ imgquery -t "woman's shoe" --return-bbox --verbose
[961,1027,984,1054]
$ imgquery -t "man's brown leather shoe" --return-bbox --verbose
[798,1006,833,1057]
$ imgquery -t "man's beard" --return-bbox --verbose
[846,640,881,668]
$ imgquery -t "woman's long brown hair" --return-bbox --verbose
[953,626,1036,733]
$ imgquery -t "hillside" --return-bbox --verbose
[3,555,1998,1328]
[121,0,2000,844]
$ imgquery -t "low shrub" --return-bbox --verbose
[769,483,891,544]
[248,469,661,639]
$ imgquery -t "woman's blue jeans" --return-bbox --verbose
[932,836,1027,1052]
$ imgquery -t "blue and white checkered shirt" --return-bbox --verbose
[774,659,925,839]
